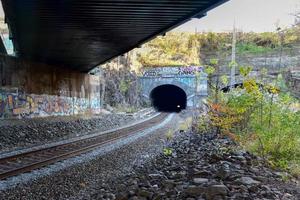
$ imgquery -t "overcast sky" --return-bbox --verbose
[0,0,298,33]
[0,2,3,18]
[175,0,300,33]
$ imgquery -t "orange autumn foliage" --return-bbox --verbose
[208,102,242,139]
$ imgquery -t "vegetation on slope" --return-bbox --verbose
[136,25,300,68]
[198,61,300,176]
[137,32,200,67]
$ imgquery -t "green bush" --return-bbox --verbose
[217,88,300,175]
[202,65,300,176]
[244,94,300,168]
[237,43,275,54]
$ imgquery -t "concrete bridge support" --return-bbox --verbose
[0,55,101,119]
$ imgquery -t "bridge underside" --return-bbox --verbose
[2,0,227,72]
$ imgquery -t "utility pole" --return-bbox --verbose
[278,29,284,73]
[230,21,236,88]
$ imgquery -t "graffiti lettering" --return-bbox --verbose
[142,66,203,77]
[0,90,101,119]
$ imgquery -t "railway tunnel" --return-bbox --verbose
[150,84,187,112]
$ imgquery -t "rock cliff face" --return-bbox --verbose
[285,67,300,98]
[104,67,146,108]
[100,55,145,109]
[201,45,300,73]
[201,45,300,98]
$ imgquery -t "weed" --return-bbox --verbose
[165,130,174,141]
[179,117,192,132]
[163,148,173,156]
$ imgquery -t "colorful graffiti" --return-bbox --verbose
[0,90,101,119]
[139,66,208,99]
[142,66,203,77]
[178,66,203,76]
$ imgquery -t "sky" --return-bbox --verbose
[0,0,298,33]
[175,0,300,33]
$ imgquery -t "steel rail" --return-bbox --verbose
[0,113,168,180]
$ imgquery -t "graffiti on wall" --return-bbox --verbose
[0,90,101,119]
[139,65,208,98]
[142,66,203,77]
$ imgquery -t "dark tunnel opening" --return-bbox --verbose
[150,84,187,112]
[221,83,266,93]
[221,83,244,92]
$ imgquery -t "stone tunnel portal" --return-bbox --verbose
[150,84,187,112]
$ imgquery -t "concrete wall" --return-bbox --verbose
[0,55,101,119]
[139,66,208,108]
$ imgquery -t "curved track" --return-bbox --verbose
[0,113,168,180]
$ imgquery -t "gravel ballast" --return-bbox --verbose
[0,109,153,153]
[90,132,299,200]
[0,112,182,200]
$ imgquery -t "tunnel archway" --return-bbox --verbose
[150,84,187,112]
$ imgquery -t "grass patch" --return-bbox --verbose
[237,43,275,54]
[179,117,193,132]
[165,130,174,141]
[114,104,139,113]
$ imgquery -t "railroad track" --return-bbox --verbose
[0,113,168,180]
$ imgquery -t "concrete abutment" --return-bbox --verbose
[0,55,101,119]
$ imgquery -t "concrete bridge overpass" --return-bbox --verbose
[1,0,228,72]
[0,0,229,118]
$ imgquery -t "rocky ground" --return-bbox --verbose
[0,112,181,200]
[90,132,300,200]
[0,111,299,200]
[0,109,153,153]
